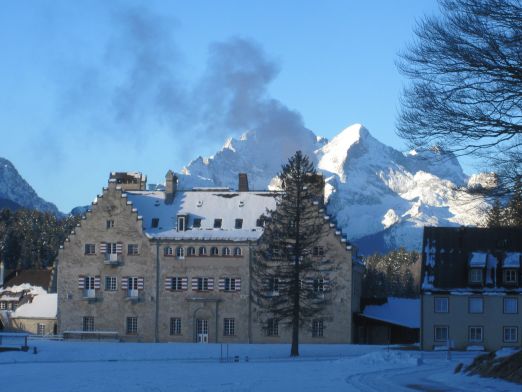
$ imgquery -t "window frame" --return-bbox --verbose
[503,326,518,343]
[197,277,209,291]
[266,319,279,337]
[171,277,184,291]
[106,220,114,229]
[193,218,202,228]
[235,219,243,229]
[503,269,518,285]
[503,297,518,314]
[126,317,138,335]
[469,269,483,284]
[222,247,231,256]
[213,219,222,228]
[83,316,94,332]
[170,318,182,336]
[127,243,139,256]
[84,243,96,255]
[468,326,484,343]
[312,319,324,337]
[434,325,449,342]
[151,218,159,228]
[199,246,207,256]
[210,247,219,256]
[434,297,449,313]
[234,247,242,256]
[105,276,117,291]
[164,246,174,257]
[224,318,235,336]
[468,296,484,314]
[176,246,185,259]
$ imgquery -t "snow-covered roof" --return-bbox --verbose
[362,297,420,329]
[469,252,487,267]
[126,190,278,241]
[11,293,57,319]
[503,252,521,268]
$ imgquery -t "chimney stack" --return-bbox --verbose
[238,173,249,192]
[165,170,178,204]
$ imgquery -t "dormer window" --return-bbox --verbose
[177,215,186,232]
[151,218,159,228]
[503,269,518,285]
[235,219,243,229]
[193,218,202,228]
[214,219,222,228]
[469,269,483,285]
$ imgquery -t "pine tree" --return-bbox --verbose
[252,151,332,357]
[486,198,506,228]
[505,177,522,227]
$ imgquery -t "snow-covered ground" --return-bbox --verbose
[0,340,518,391]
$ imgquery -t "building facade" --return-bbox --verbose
[57,172,362,343]
[421,227,522,351]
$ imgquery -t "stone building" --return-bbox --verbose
[57,171,362,343]
[421,226,522,351]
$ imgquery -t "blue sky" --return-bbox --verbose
[0,0,442,212]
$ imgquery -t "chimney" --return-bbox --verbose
[0,261,4,289]
[165,170,178,204]
[238,173,249,192]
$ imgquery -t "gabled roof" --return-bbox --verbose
[4,270,52,291]
[126,190,278,241]
[362,297,420,329]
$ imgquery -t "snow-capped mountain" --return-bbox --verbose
[181,124,489,254]
[0,158,61,215]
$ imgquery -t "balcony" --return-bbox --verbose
[104,253,123,266]
[125,289,141,303]
[82,289,99,303]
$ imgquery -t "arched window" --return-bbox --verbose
[199,247,207,256]
[210,247,219,256]
[234,247,242,256]
[176,247,185,258]
[164,247,173,256]
[187,247,196,256]
[222,247,231,256]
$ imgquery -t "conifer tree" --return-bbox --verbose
[252,151,333,357]
[486,199,507,228]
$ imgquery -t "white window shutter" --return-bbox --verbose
[182,277,188,290]
[208,278,214,290]
[218,278,225,291]
[94,276,101,289]
[78,276,85,289]
[191,278,198,290]
[121,277,128,290]
[165,277,172,290]
[99,243,107,253]
[116,242,123,254]
[137,277,144,290]
[235,278,241,291]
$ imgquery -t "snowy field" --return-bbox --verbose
[0,340,519,392]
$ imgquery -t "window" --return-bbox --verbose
[504,326,518,343]
[235,219,243,229]
[256,218,264,227]
[312,246,325,257]
[37,323,46,336]
[234,247,242,256]
[469,269,483,284]
[469,326,483,343]
[0,302,5,310]
[84,244,96,255]
[196,277,210,291]
[266,319,278,336]
[126,317,138,335]
[187,247,196,256]
[151,218,159,228]
[177,216,186,232]
[83,316,94,332]
[434,297,449,313]
[503,297,518,314]
[213,219,222,228]
[193,218,202,228]
[106,243,118,254]
[127,244,139,255]
[164,246,174,256]
[171,277,184,291]
[434,326,449,342]
[223,277,239,292]
[170,318,182,335]
[313,278,327,293]
[105,276,117,291]
[503,269,518,285]
[224,318,235,336]
[271,248,281,260]
[176,247,185,259]
[222,247,231,256]
[312,319,324,337]
[199,247,207,256]
[84,276,95,290]
[210,247,219,256]
[106,220,114,229]
[468,297,484,313]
